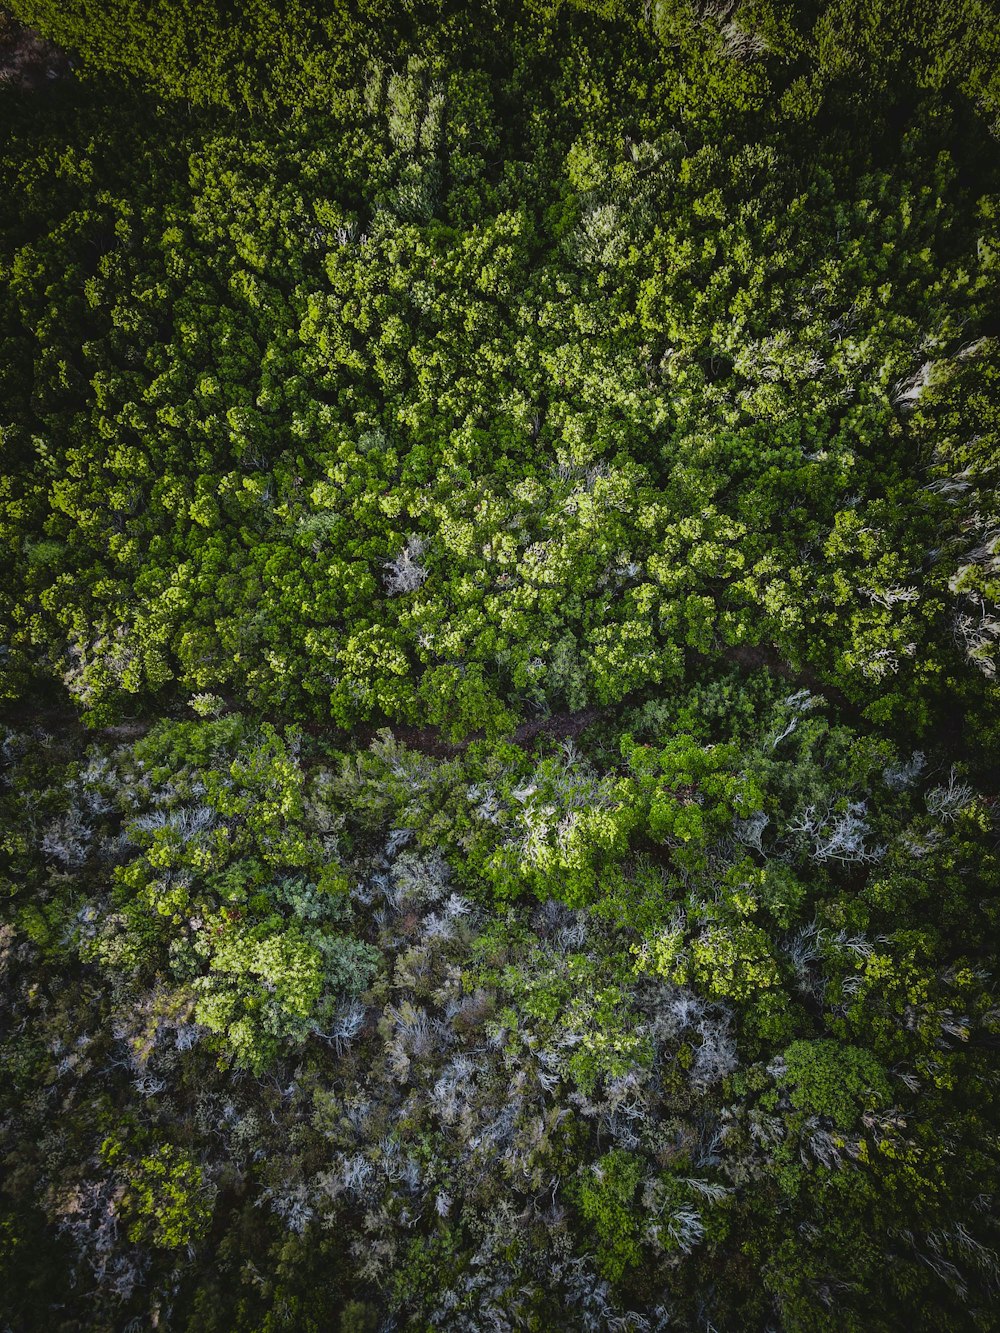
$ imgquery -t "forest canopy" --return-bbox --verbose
[1,1,1000,1329]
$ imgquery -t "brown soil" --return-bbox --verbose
[337,705,606,759]
[0,12,70,91]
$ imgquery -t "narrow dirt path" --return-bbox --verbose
[15,640,867,760]
[326,644,860,758]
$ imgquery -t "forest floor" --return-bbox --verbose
[345,705,607,758]
[0,10,69,90]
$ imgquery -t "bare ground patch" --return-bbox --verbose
[0,11,70,91]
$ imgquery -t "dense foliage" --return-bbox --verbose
[2,1,999,1329]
